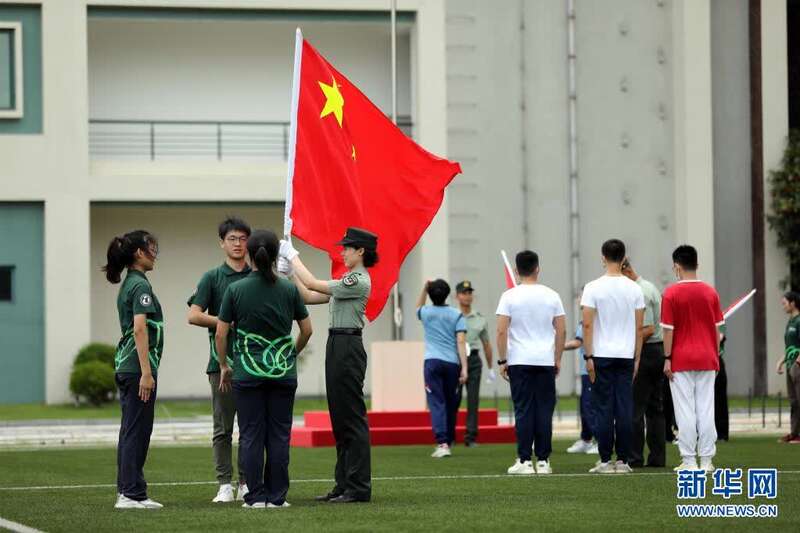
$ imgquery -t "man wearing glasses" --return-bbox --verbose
[187,217,252,503]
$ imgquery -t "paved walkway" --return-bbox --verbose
[0,410,787,449]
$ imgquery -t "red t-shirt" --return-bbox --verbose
[660,280,724,372]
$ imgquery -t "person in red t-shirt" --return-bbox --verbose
[660,245,724,472]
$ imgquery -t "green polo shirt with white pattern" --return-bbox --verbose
[115,269,164,375]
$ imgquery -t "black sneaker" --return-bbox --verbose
[315,491,343,502]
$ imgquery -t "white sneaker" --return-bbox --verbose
[140,498,163,509]
[236,483,249,501]
[431,444,452,458]
[700,458,715,473]
[242,501,266,509]
[589,461,616,474]
[614,461,633,474]
[586,442,599,454]
[115,494,146,509]
[213,483,235,503]
[267,501,291,508]
[507,459,535,475]
[673,460,699,472]
[535,460,552,474]
[566,439,592,454]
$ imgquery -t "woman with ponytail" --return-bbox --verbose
[215,229,312,508]
[102,230,164,510]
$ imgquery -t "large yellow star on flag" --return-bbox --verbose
[319,77,344,127]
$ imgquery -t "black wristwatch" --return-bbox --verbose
[497,359,507,365]
[664,354,672,360]
[583,353,593,361]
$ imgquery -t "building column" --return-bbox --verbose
[672,0,715,284]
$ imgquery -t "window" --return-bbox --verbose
[0,22,22,118]
[0,266,13,301]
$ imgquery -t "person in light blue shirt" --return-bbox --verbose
[564,297,598,455]
[417,279,468,458]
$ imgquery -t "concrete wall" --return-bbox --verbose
[89,204,393,398]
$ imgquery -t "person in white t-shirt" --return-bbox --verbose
[581,239,645,474]
[496,250,566,475]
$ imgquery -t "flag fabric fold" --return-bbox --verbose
[501,250,517,289]
[285,31,461,320]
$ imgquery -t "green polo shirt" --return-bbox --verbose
[464,310,489,352]
[785,314,800,366]
[188,262,251,373]
[218,273,308,382]
[327,267,371,329]
[637,276,663,343]
[115,269,164,375]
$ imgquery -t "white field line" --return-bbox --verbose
[0,516,46,533]
[1,471,799,492]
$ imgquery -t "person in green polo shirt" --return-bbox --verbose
[216,229,312,508]
[102,229,164,510]
[777,291,800,444]
[187,217,251,503]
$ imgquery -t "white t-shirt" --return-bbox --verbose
[580,275,645,359]
[495,283,566,366]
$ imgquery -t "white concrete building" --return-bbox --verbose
[0,0,792,404]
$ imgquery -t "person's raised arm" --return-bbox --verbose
[133,314,155,402]
[290,273,330,305]
[554,315,566,377]
[290,256,332,295]
[417,281,430,309]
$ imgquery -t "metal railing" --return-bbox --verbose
[89,118,413,161]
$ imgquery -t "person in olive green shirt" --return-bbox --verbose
[280,227,377,504]
[187,217,251,503]
[777,291,800,443]
[622,258,666,467]
[455,280,494,447]
[103,229,164,510]
[216,229,312,508]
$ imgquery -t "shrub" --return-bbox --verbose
[767,130,800,290]
[74,342,116,369]
[69,361,116,406]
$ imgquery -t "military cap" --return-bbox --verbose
[456,280,474,293]
[336,227,378,251]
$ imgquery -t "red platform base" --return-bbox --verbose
[291,408,515,447]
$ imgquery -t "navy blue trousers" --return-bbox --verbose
[509,365,556,462]
[580,374,597,441]
[591,357,634,463]
[233,379,297,506]
[424,358,461,445]
[116,373,156,501]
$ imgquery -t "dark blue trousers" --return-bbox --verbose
[233,379,297,506]
[591,357,634,463]
[424,358,461,445]
[508,365,556,462]
[116,373,156,501]
[580,374,596,441]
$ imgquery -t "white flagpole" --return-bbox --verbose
[283,28,304,238]
[501,250,517,287]
[390,0,403,339]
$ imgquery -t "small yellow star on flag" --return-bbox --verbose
[319,77,344,127]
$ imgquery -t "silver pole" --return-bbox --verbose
[567,0,581,395]
[390,0,403,340]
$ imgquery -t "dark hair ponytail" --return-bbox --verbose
[102,230,158,284]
[247,229,279,284]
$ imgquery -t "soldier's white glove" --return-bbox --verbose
[279,239,299,261]
[486,369,497,384]
[277,256,294,276]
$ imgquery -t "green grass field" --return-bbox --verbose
[0,436,798,532]
[0,395,785,422]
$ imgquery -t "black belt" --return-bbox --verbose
[329,328,362,337]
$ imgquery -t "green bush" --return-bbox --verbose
[74,343,116,369]
[69,361,116,406]
[767,130,800,290]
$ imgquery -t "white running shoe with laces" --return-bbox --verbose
[431,444,452,458]
[507,459,535,475]
[673,459,699,472]
[213,483,235,503]
[236,483,249,501]
[700,458,715,473]
[614,461,633,474]
[535,460,552,474]
[114,495,146,509]
[589,461,616,474]
[267,502,291,508]
[566,439,593,454]
[242,501,266,509]
[140,499,163,509]
[585,442,599,454]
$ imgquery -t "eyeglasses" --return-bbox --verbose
[225,236,248,244]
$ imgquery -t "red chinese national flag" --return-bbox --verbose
[285,30,461,320]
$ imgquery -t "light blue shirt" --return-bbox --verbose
[576,323,587,376]
[417,305,467,365]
